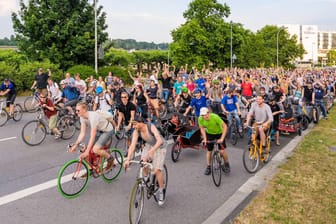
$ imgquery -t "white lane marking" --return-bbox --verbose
[0,137,17,142]
[0,150,138,206]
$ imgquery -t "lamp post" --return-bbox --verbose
[276,26,287,68]
[312,42,315,66]
[230,21,233,69]
[94,0,98,74]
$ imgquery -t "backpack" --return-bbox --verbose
[97,92,113,110]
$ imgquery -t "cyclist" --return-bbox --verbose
[93,86,113,112]
[123,116,167,206]
[183,88,207,117]
[174,87,192,114]
[314,82,328,119]
[31,68,51,96]
[0,78,17,117]
[39,92,62,139]
[221,88,242,133]
[58,80,80,115]
[198,107,230,175]
[70,102,115,172]
[244,95,273,148]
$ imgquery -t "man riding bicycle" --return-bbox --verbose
[221,88,242,133]
[244,95,273,148]
[70,102,115,173]
[0,78,17,117]
[198,107,230,175]
[123,116,167,206]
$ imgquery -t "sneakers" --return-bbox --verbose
[157,188,166,206]
[104,156,115,172]
[54,133,61,140]
[222,162,231,173]
[204,166,211,175]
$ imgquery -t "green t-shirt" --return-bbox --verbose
[198,113,224,135]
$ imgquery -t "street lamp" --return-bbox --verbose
[94,0,98,74]
[276,26,287,68]
[230,21,233,69]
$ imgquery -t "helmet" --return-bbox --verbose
[95,86,103,94]
[181,87,188,93]
[213,79,219,84]
[194,88,202,94]
[269,95,276,101]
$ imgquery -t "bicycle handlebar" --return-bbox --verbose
[67,143,86,152]
[128,160,154,169]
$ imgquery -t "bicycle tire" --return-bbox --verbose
[262,137,271,163]
[101,148,123,183]
[211,149,222,187]
[171,142,181,162]
[24,96,39,113]
[242,145,260,173]
[0,109,8,127]
[12,104,23,121]
[114,137,128,161]
[129,181,145,224]
[229,124,238,145]
[57,115,76,140]
[159,105,167,119]
[300,116,309,130]
[57,159,90,198]
[153,164,168,202]
[21,120,47,146]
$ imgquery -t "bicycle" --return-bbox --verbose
[242,125,271,173]
[21,106,76,146]
[225,111,243,145]
[57,142,123,198]
[23,88,40,113]
[128,160,168,224]
[0,99,23,126]
[207,140,225,187]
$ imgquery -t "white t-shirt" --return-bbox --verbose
[75,79,87,97]
[80,111,113,132]
[95,93,112,112]
[47,82,62,99]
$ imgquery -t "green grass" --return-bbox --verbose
[234,107,336,224]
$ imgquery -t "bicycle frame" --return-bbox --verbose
[248,125,271,162]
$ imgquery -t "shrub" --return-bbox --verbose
[67,65,96,82]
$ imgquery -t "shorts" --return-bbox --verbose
[94,130,114,148]
[6,93,16,106]
[141,144,167,171]
[206,133,226,151]
[49,114,58,130]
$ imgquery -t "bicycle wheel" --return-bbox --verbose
[229,124,238,145]
[153,164,168,202]
[242,145,260,173]
[211,149,222,187]
[129,181,145,224]
[57,159,90,198]
[300,116,309,131]
[159,105,167,119]
[21,120,47,146]
[12,104,23,121]
[101,148,123,183]
[0,109,8,127]
[114,137,128,162]
[171,142,181,162]
[24,96,39,113]
[57,115,76,140]
[262,137,271,163]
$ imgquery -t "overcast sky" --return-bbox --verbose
[0,0,336,43]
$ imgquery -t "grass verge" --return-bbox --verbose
[234,107,336,224]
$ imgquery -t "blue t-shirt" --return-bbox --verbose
[62,85,79,100]
[195,78,206,91]
[221,95,238,112]
[190,96,207,116]
[0,82,16,94]
[314,88,324,100]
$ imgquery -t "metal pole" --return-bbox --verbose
[276,26,287,68]
[230,21,233,69]
[94,0,98,74]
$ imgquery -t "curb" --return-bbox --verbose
[202,124,313,224]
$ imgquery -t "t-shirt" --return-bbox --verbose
[198,113,224,135]
[221,95,238,112]
[80,111,113,132]
[42,99,57,119]
[248,102,273,124]
[0,82,16,94]
[35,73,49,89]
[173,81,184,95]
[95,93,112,112]
[241,82,253,97]
[190,96,207,117]
[118,102,136,125]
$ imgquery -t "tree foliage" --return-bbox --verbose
[11,0,108,70]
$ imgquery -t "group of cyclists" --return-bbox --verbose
[1,65,335,208]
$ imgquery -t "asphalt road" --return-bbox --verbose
[0,99,300,224]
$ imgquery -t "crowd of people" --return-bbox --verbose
[1,65,335,206]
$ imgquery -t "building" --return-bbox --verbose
[281,24,336,66]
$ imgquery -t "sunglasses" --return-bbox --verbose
[121,96,128,98]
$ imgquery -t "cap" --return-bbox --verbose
[60,80,66,85]
[194,88,202,94]
[200,107,209,116]
[4,78,9,82]
[181,87,188,93]
[95,86,103,94]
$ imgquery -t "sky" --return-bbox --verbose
[0,0,336,43]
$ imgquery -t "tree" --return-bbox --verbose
[326,50,336,66]
[170,0,231,68]
[12,0,108,70]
